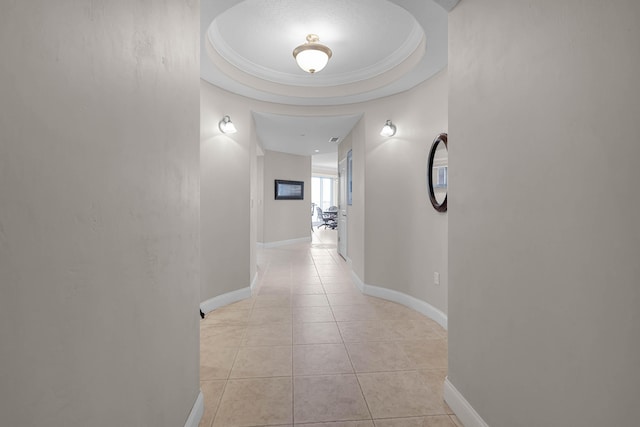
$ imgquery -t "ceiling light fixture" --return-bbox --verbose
[380,120,397,137]
[218,115,237,134]
[293,34,332,74]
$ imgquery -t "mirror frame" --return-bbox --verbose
[428,133,448,212]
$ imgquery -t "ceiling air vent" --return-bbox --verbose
[329,136,340,143]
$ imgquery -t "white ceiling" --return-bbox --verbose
[202,0,457,171]
[253,112,362,156]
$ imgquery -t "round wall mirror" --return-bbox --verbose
[427,133,448,212]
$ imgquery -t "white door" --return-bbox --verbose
[338,158,348,259]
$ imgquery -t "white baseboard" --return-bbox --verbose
[183,390,203,427]
[350,271,448,330]
[444,378,490,427]
[351,270,366,293]
[200,286,252,314]
[260,236,311,248]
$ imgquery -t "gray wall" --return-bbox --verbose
[448,1,640,426]
[0,1,200,426]
[262,150,312,244]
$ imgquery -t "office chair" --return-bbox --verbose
[316,206,337,229]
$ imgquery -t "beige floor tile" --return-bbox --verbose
[213,377,293,427]
[293,294,330,307]
[321,276,356,284]
[294,322,343,344]
[262,271,291,279]
[202,308,251,326]
[293,306,335,323]
[373,417,424,427]
[328,293,378,307]
[200,346,238,380]
[205,242,451,427]
[337,321,399,342]
[346,342,412,372]
[373,303,428,321]
[199,380,225,427]
[262,269,290,276]
[400,339,448,370]
[332,305,380,322]
[230,345,292,378]
[416,370,452,414]
[415,317,447,337]
[254,294,291,308]
[293,343,353,375]
[260,275,291,283]
[201,325,246,348]
[298,422,374,426]
[385,320,443,340]
[358,371,446,418]
[373,416,456,427]
[294,374,371,423]
[319,274,352,281]
[257,286,292,296]
[423,416,458,427]
[313,258,339,265]
[323,283,359,293]
[448,415,463,427]
[221,298,255,311]
[248,307,292,324]
[295,277,324,285]
[295,269,323,276]
[292,284,326,295]
[242,323,293,346]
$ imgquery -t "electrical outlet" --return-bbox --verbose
[433,272,440,285]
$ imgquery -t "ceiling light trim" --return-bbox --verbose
[204,34,426,101]
[200,0,449,106]
[206,16,424,87]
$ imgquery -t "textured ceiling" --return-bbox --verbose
[201,0,457,169]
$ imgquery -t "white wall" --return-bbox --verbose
[200,81,253,301]
[363,70,449,314]
[0,2,200,426]
[448,1,640,426]
[262,150,312,244]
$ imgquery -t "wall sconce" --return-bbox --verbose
[219,115,237,134]
[380,120,396,137]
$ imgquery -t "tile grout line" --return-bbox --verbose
[208,270,256,427]
[333,287,375,424]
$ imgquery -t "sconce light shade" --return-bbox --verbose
[380,120,397,137]
[293,34,332,74]
[219,115,237,134]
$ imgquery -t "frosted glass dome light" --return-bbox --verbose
[293,34,332,74]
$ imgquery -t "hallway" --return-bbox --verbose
[199,230,459,427]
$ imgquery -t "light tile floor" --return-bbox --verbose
[199,229,462,427]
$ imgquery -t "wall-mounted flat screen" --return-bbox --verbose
[274,179,304,200]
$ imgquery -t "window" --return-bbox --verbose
[434,166,448,188]
[311,176,336,212]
